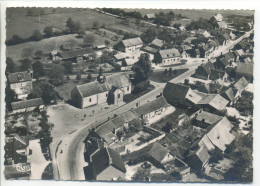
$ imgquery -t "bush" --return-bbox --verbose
[132,80,150,94]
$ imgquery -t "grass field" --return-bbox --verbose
[124,9,254,20]
[6,8,122,40]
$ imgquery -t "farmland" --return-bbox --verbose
[6,8,123,40]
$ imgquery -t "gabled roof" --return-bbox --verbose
[232,76,249,92]
[194,110,223,125]
[196,146,211,165]
[201,62,215,75]
[158,48,180,59]
[208,40,220,48]
[224,51,235,61]
[142,46,158,54]
[133,97,169,116]
[206,117,235,152]
[223,33,231,40]
[75,81,110,98]
[235,62,253,76]
[197,94,229,111]
[148,142,171,163]
[145,13,156,19]
[121,37,143,47]
[151,38,164,48]
[214,13,223,22]
[91,147,126,177]
[11,98,44,110]
[163,82,190,102]
[59,48,93,59]
[8,71,32,84]
[209,69,225,81]
[198,135,216,152]
[217,57,229,67]
[106,73,132,88]
[220,87,235,102]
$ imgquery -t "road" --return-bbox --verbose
[53,65,198,180]
[52,29,253,181]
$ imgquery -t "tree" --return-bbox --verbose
[63,61,73,74]
[43,26,53,37]
[31,30,43,41]
[46,64,65,86]
[32,61,45,79]
[34,50,43,59]
[168,67,173,76]
[105,40,110,47]
[76,73,81,80]
[87,73,92,80]
[77,29,86,38]
[93,21,100,29]
[66,17,74,33]
[83,34,95,47]
[5,85,18,111]
[6,57,15,73]
[28,81,61,105]
[132,53,151,83]
[164,69,168,75]
[21,48,33,59]
[162,121,173,133]
[19,58,32,71]
[184,78,189,85]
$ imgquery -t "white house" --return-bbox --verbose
[116,37,143,53]
[8,71,33,99]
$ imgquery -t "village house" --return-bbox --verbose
[223,33,231,45]
[84,147,126,181]
[115,37,143,53]
[223,51,235,64]
[7,71,33,99]
[214,13,223,22]
[142,46,158,55]
[214,57,229,71]
[190,109,223,129]
[197,29,211,38]
[83,136,104,163]
[10,98,44,114]
[233,49,245,62]
[193,62,215,80]
[147,142,175,169]
[56,48,94,62]
[232,76,249,94]
[4,134,28,165]
[94,110,140,145]
[132,97,174,125]
[71,73,131,109]
[235,62,253,82]
[187,117,235,170]
[217,21,228,29]
[150,38,165,49]
[208,68,227,81]
[153,48,181,65]
[144,13,156,20]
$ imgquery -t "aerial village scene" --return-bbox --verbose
[4,7,254,183]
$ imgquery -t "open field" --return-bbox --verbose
[6,8,122,40]
[124,9,254,20]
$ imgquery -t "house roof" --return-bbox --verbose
[196,146,211,165]
[201,62,215,75]
[143,46,158,54]
[133,97,169,116]
[91,147,126,177]
[59,48,93,59]
[11,98,44,111]
[145,13,156,19]
[84,136,104,156]
[8,71,32,84]
[209,69,225,81]
[233,76,249,92]
[223,51,235,61]
[186,90,206,104]
[75,73,131,98]
[151,38,164,48]
[198,135,216,152]
[75,81,110,98]
[235,62,253,76]
[197,94,229,111]
[114,53,127,60]
[163,82,190,102]
[121,37,143,47]
[148,142,170,163]
[123,58,138,66]
[217,57,229,67]
[208,40,220,48]
[206,117,235,151]
[105,73,132,89]
[223,33,231,40]
[214,13,223,22]
[194,110,223,125]
[158,48,180,59]
[220,87,235,102]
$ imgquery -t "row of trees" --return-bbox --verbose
[102,8,142,19]
[186,17,219,31]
